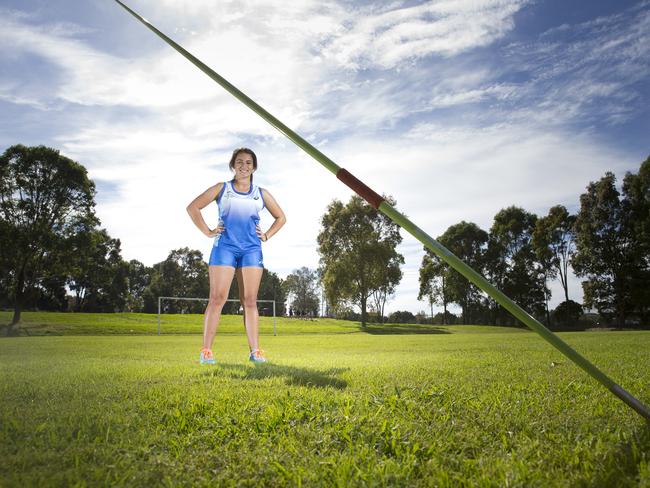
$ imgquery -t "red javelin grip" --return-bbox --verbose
[336,168,385,209]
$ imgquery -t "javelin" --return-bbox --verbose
[113,0,649,421]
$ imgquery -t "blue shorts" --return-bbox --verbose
[209,244,263,268]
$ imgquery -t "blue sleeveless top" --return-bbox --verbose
[214,180,265,251]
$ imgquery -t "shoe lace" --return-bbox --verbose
[253,349,265,358]
[201,348,213,358]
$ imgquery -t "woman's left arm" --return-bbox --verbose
[258,189,286,242]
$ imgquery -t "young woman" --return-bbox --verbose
[186,148,286,364]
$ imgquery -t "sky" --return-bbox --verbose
[1,0,649,316]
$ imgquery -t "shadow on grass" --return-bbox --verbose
[360,324,451,335]
[590,422,650,485]
[204,362,349,389]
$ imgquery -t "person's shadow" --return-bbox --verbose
[203,362,349,389]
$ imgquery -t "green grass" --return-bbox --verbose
[0,311,529,336]
[1,314,649,486]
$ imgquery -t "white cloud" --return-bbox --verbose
[497,2,650,127]
[321,0,529,69]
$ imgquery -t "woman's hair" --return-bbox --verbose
[228,147,257,183]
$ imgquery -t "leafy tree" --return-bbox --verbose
[552,300,583,328]
[285,267,319,317]
[532,205,576,302]
[317,195,403,326]
[438,221,487,324]
[532,205,576,324]
[574,163,649,326]
[622,156,650,324]
[418,250,451,324]
[489,206,546,325]
[145,248,209,313]
[124,260,151,312]
[0,144,97,329]
[388,310,416,324]
[432,311,458,325]
[35,275,68,311]
[573,173,629,325]
[369,246,403,323]
[67,229,128,312]
[482,234,508,325]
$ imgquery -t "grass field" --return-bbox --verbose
[1,313,649,486]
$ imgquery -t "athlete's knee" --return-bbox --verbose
[242,293,258,308]
[208,292,228,307]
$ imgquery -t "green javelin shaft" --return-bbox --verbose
[114,0,650,421]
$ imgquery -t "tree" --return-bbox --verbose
[317,195,403,326]
[388,310,416,324]
[488,206,546,325]
[482,233,508,325]
[0,144,97,329]
[532,206,576,302]
[418,250,450,323]
[532,205,576,325]
[66,228,128,312]
[145,248,209,313]
[438,221,487,324]
[622,156,650,324]
[573,173,630,325]
[369,246,403,323]
[553,300,583,328]
[285,267,319,317]
[125,260,151,312]
[574,163,649,327]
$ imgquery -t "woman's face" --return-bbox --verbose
[233,152,255,179]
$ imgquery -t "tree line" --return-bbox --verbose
[317,156,649,329]
[2,144,648,331]
[416,156,649,328]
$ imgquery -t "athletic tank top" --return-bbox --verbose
[214,180,265,250]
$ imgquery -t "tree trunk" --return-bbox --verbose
[11,264,26,328]
[541,272,548,326]
[563,283,569,304]
[11,301,22,326]
[360,295,367,326]
[545,301,551,327]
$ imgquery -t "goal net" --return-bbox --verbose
[157,296,277,336]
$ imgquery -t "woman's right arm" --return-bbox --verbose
[186,182,224,237]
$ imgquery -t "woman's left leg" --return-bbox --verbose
[239,266,264,352]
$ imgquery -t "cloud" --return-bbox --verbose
[495,2,650,126]
[321,0,529,69]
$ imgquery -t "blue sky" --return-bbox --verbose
[1,0,648,315]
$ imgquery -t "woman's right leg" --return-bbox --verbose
[203,265,235,350]
[235,268,247,340]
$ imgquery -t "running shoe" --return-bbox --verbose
[249,349,267,363]
[200,348,216,365]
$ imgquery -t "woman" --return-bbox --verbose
[186,148,286,364]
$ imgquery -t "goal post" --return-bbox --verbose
[157,296,277,336]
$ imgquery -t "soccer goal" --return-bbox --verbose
[157,296,277,336]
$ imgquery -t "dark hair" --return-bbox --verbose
[228,147,257,183]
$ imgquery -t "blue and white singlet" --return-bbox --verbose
[208,180,265,268]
